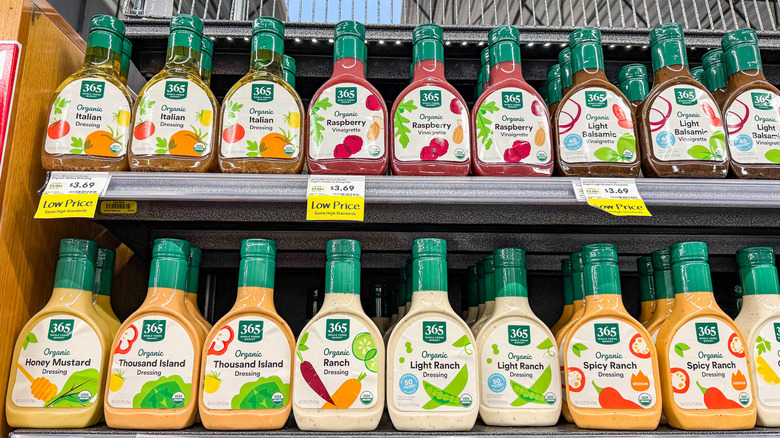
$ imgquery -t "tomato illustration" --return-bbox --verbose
[208,325,235,356]
[567,367,586,393]
[47,120,70,139]
[728,332,745,358]
[134,120,155,140]
[671,367,690,394]
[222,124,245,144]
[114,325,138,355]
[629,333,651,359]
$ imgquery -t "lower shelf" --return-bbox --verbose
[10,421,780,438]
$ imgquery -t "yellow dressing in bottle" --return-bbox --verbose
[6,239,112,428]
[93,248,122,337]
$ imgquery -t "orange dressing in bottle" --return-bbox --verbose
[637,256,656,326]
[185,247,211,335]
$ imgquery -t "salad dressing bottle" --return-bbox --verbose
[645,249,676,340]
[559,48,573,95]
[702,49,728,106]
[734,247,780,426]
[470,25,553,176]
[105,239,206,429]
[464,266,480,327]
[547,64,563,118]
[720,29,780,179]
[200,37,213,87]
[477,248,561,426]
[636,23,729,178]
[219,18,304,174]
[41,15,132,172]
[637,256,656,326]
[199,239,295,430]
[656,242,756,430]
[185,247,211,335]
[472,260,486,326]
[283,55,296,87]
[471,255,496,335]
[371,284,391,333]
[391,24,471,176]
[691,66,704,84]
[551,259,574,336]
[539,78,549,106]
[618,64,649,112]
[553,28,639,177]
[556,253,587,422]
[93,248,121,337]
[6,239,112,428]
[292,240,384,430]
[128,15,218,172]
[387,238,478,430]
[479,48,490,94]
[563,244,661,430]
[384,269,406,341]
[307,21,388,175]
[120,38,132,85]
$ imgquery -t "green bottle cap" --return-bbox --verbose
[397,268,407,307]
[690,66,704,83]
[481,47,490,66]
[168,14,203,55]
[412,23,444,64]
[467,265,479,307]
[334,20,367,63]
[239,239,276,289]
[737,247,780,296]
[618,63,649,102]
[488,25,521,66]
[201,37,213,74]
[94,248,115,296]
[582,243,622,296]
[649,23,688,71]
[283,55,296,87]
[722,28,762,76]
[493,248,527,298]
[412,238,447,292]
[325,239,361,294]
[561,258,574,305]
[171,14,204,34]
[87,14,125,55]
[186,247,202,294]
[651,249,675,300]
[670,242,713,294]
[547,64,563,105]
[540,78,549,104]
[252,16,285,61]
[637,256,656,303]
[570,27,605,74]
[149,238,190,291]
[559,48,572,89]
[54,238,98,291]
[120,38,132,76]
[702,49,728,91]
[483,255,496,301]
[90,14,126,36]
[570,252,585,301]
[477,260,486,305]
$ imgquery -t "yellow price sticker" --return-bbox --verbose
[35,193,100,219]
[579,178,652,217]
[306,176,366,221]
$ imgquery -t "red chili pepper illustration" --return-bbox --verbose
[114,325,138,355]
[300,360,335,406]
[702,102,723,127]
[592,381,643,409]
[697,381,743,409]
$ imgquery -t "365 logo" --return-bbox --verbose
[502,92,523,110]
[508,325,530,346]
[751,92,773,110]
[774,323,780,342]
[420,89,442,108]
[674,88,698,106]
[80,80,105,99]
[335,87,357,105]
[238,320,264,343]
[594,323,620,345]
[164,81,188,100]
[695,322,719,344]
[251,84,274,103]
[326,319,350,341]
[422,321,446,343]
[585,91,607,108]
[142,320,167,342]
[48,319,74,341]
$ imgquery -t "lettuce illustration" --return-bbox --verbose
[231,376,289,410]
[45,368,100,407]
[132,375,191,409]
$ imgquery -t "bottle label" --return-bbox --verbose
[308,82,386,160]
[202,316,292,410]
[557,87,637,164]
[480,321,560,408]
[12,315,103,407]
[668,318,752,409]
[475,87,552,164]
[565,318,657,409]
[107,316,196,409]
[130,79,215,157]
[44,78,131,157]
[293,316,379,409]
[751,319,780,406]
[220,81,302,159]
[393,85,470,162]
[725,90,780,164]
[392,319,477,412]
[648,86,726,162]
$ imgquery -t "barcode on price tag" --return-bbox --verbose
[306,176,366,221]
[579,178,651,217]
[35,172,111,219]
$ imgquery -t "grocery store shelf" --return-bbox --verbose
[10,423,780,438]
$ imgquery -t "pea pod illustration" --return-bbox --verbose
[421,365,469,410]
[510,381,548,406]
[510,365,552,407]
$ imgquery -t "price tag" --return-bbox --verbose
[100,200,137,214]
[579,178,651,217]
[35,172,111,219]
[306,176,365,221]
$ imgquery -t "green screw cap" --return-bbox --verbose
[481,47,490,66]
[60,238,99,263]
[413,23,443,44]
[670,241,708,263]
[637,256,653,276]
[702,49,727,91]
[488,25,520,45]
[618,63,646,82]
[722,28,758,52]
[571,252,584,272]
[561,258,572,276]
[284,55,296,74]
[122,38,133,60]
[690,66,704,82]
[582,243,618,264]
[494,247,526,268]
[90,14,126,37]
[649,22,684,46]
[327,239,361,258]
[722,28,762,75]
[96,248,115,269]
[412,238,446,257]
[335,20,365,40]
[188,247,202,268]
[253,16,285,37]
[651,249,672,270]
[570,27,601,46]
[241,239,277,258]
[153,238,191,260]
[170,14,204,36]
[737,246,775,267]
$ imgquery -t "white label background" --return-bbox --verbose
[726,90,780,164]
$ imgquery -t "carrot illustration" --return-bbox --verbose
[592,381,642,409]
[17,364,57,403]
[298,355,335,406]
[696,381,743,409]
[322,372,366,409]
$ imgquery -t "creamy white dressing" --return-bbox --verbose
[470,299,495,336]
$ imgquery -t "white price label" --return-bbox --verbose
[306,176,366,221]
[35,172,111,219]
[578,178,651,217]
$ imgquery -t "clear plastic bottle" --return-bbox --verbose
[200,37,213,87]
[93,248,121,337]
[637,256,656,326]
[645,249,676,340]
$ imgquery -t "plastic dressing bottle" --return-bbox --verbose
[200,37,213,87]
[472,255,496,336]
[691,66,704,84]
[464,266,480,327]
[105,238,205,429]
[547,64,563,117]
[6,239,112,428]
[702,49,728,106]
[477,248,561,426]
[637,256,656,326]
[120,38,132,85]
[387,238,479,430]
[734,246,780,426]
[563,244,661,430]
[618,64,649,112]
[185,247,211,335]
[555,252,586,423]
[551,259,574,336]
[292,240,384,430]
[656,241,756,430]
[645,249,675,340]
[199,239,294,429]
[371,284,391,333]
[93,248,121,336]
[472,260,486,327]
[283,55,296,87]
[384,269,406,341]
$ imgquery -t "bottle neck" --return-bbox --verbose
[494,265,528,298]
[740,264,780,296]
[622,78,649,103]
[477,275,486,305]
[413,58,446,81]
[560,62,573,90]
[148,257,188,291]
[488,40,522,84]
[652,268,675,300]
[652,64,690,86]
[672,261,713,294]
[239,257,275,289]
[251,31,284,76]
[639,273,655,303]
[725,44,763,77]
[484,270,496,301]
[548,77,562,104]
[412,256,447,293]
[234,287,275,312]
[325,257,360,294]
[572,270,585,301]
[584,292,625,312]
[83,31,123,76]
[704,62,728,91]
[187,265,200,294]
[333,56,366,78]
[571,42,605,76]
[94,267,113,296]
[651,39,688,72]
[165,30,202,74]
[583,262,621,296]
[562,274,573,305]
[53,256,95,292]
[333,35,367,78]
[489,61,523,85]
